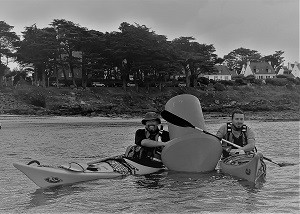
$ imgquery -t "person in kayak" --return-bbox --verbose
[125,112,170,163]
[216,109,256,159]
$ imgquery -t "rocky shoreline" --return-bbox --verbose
[0,84,299,122]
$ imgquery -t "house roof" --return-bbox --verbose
[277,66,292,74]
[213,65,232,75]
[249,62,276,74]
[294,63,300,70]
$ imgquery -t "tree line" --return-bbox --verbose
[0,19,285,89]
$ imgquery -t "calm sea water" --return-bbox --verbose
[0,116,299,214]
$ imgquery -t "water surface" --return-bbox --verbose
[0,116,299,213]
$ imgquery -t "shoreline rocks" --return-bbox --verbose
[1,85,299,122]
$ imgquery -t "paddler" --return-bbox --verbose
[125,112,170,162]
[216,109,256,158]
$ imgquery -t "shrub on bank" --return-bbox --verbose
[13,85,46,108]
[235,78,247,85]
[214,82,226,91]
[198,77,210,85]
[266,78,289,86]
[287,77,300,85]
[252,79,264,85]
[243,75,256,83]
[276,74,288,78]
[232,74,245,80]
[219,80,234,86]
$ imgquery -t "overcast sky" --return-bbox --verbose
[1,0,299,68]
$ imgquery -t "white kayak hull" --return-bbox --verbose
[13,157,164,188]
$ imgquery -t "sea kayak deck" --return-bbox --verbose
[219,153,266,184]
[13,156,165,188]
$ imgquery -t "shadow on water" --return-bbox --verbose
[26,185,87,209]
[133,170,265,192]
[134,171,167,189]
[133,170,224,189]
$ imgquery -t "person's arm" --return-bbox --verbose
[135,129,167,147]
[141,139,166,147]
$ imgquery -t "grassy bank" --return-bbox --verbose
[0,84,299,121]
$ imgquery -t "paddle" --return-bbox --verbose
[161,110,295,167]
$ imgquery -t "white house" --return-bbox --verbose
[291,62,300,78]
[243,61,276,79]
[240,64,246,75]
[277,62,294,76]
[202,65,236,81]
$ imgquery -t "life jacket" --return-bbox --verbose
[126,129,164,161]
[223,123,257,158]
[226,122,248,147]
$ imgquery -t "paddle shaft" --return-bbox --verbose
[195,126,285,166]
[262,156,283,166]
[194,127,242,149]
[196,124,286,166]
[161,110,285,167]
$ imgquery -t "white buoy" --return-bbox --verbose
[162,94,222,172]
[164,94,206,139]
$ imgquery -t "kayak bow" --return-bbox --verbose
[13,156,164,188]
[219,152,266,184]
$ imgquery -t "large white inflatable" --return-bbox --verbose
[161,94,222,172]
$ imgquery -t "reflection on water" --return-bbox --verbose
[0,116,299,213]
[135,173,166,189]
[134,169,265,192]
[27,185,88,209]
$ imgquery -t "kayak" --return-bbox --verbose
[13,155,164,188]
[219,152,266,183]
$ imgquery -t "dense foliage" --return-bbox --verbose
[0,19,288,89]
[0,21,19,87]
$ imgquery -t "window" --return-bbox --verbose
[253,66,257,73]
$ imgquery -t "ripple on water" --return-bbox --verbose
[0,117,299,213]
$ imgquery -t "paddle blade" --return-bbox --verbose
[161,110,195,128]
[277,162,297,167]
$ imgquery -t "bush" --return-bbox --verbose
[219,80,234,86]
[243,75,256,83]
[286,83,295,90]
[265,78,288,86]
[276,74,288,78]
[209,79,216,84]
[232,74,244,80]
[252,79,264,85]
[30,95,46,107]
[213,82,226,91]
[287,77,300,85]
[14,87,46,108]
[235,78,247,85]
[198,77,210,85]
